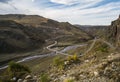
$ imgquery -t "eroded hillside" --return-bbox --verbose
[0,14,91,53]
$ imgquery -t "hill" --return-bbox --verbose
[76,25,108,38]
[0,20,46,53]
[0,14,91,53]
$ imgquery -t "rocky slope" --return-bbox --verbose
[12,40,120,82]
[48,53,120,82]
[107,15,120,47]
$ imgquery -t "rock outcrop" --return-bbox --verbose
[107,15,120,46]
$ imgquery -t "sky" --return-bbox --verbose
[0,0,120,25]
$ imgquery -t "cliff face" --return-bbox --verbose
[107,15,120,46]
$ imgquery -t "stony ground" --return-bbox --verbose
[15,40,120,82]
[47,52,120,82]
[19,52,120,82]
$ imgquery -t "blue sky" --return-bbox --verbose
[0,0,120,25]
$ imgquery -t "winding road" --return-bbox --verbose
[0,37,114,70]
[47,41,73,56]
[0,41,85,70]
[46,41,86,56]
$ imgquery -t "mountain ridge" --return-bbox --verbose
[0,14,91,53]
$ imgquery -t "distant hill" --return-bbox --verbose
[75,25,108,38]
[76,15,120,48]
[0,14,91,53]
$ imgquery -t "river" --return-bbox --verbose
[0,41,86,70]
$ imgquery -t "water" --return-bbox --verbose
[0,52,55,70]
[0,43,86,70]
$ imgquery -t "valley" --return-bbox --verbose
[0,14,120,82]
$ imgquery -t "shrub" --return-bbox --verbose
[72,53,78,61]
[39,73,50,82]
[6,61,30,80]
[53,56,64,70]
[67,56,73,61]
[97,45,108,52]
[0,79,2,82]
[63,78,74,82]
[67,53,78,62]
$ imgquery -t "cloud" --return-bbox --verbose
[39,1,120,25]
[50,0,78,5]
[0,0,18,10]
[0,0,10,3]
[0,0,120,25]
[32,0,35,2]
[50,0,103,5]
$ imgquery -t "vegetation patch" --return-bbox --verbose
[63,78,74,82]
[53,56,65,70]
[67,53,79,63]
[2,61,30,82]
[39,73,50,82]
[96,44,109,52]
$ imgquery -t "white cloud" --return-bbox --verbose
[39,1,120,25]
[32,0,34,2]
[50,0,78,5]
[50,0,103,5]
[0,0,120,25]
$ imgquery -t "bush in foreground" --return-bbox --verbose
[63,78,74,82]
[3,61,30,82]
[39,73,50,82]
[67,53,78,62]
[53,56,64,70]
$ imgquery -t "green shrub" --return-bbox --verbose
[39,73,50,82]
[67,56,73,61]
[63,78,74,82]
[0,79,2,82]
[97,45,108,52]
[67,53,78,62]
[72,53,78,61]
[53,56,64,70]
[6,61,30,80]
